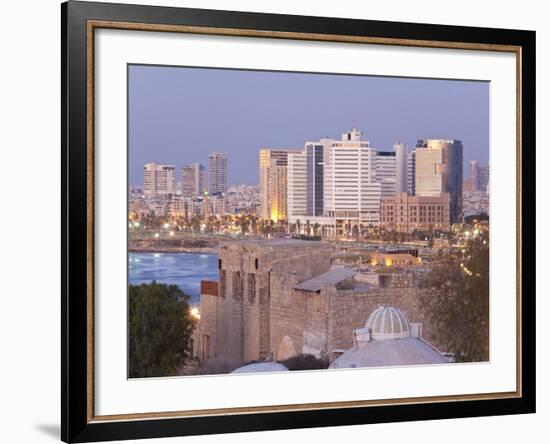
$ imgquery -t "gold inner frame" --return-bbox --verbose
[86,19,523,423]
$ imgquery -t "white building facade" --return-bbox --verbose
[324,128,382,227]
[143,162,176,197]
[287,149,307,219]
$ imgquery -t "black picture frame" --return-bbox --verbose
[61,1,536,442]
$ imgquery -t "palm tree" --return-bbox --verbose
[289,223,296,235]
[240,217,250,235]
[250,215,258,235]
[312,223,320,237]
[190,215,201,233]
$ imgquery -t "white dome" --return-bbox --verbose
[364,306,411,340]
[329,337,448,369]
[231,362,289,374]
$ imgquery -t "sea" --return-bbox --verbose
[128,252,218,304]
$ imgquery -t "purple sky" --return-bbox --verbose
[128,65,489,187]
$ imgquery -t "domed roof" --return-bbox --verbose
[231,362,289,374]
[329,337,448,369]
[364,306,411,340]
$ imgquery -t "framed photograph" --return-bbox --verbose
[61,1,536,442]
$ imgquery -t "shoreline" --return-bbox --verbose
[129,247,218,254]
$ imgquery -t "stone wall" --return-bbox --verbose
[197,240,441,367]
[196,281,220,361]
[199,240,332,364]
[318,286,438,359]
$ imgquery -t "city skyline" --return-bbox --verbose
[128,65,489,187]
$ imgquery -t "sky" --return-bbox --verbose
[128,64,489,187]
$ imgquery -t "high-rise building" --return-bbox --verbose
[306,140,333,216]
[208,153,228,194]
[259,149,300,221]
[394,142,408,194]
[287,139,333,220]
[287,150,307,219]
[415,139,463,223]
[463,177,477,193]
[143,162,176,197]
[407,150,416,196]
[324,128,381,226]
[465,160,489,193]
[271,161,288,222]
[470,160,479,181]
[181,162,205,199]
[464,160,479,192]
[478,164,490,193]
[375,150,396,197]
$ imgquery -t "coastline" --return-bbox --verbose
[129,246,218,254]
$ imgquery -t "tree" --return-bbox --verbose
[190,215,201,233]
[129,282,196,378]
[281,354,329,371]
[289,223,296,235]
[312,223,320,237]
[420,234,489,362]
[240,217,250,235]
[250,215,258,235]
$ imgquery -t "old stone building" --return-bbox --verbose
[195,239,438,367]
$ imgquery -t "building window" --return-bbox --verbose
[247,273,256,304]
[202,335,210,360]
[232,271,242,300]
[219,270,226,298]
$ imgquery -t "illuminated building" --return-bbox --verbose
[415,139,463,223]
[259,149,300,221]
[370,248,422,267]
